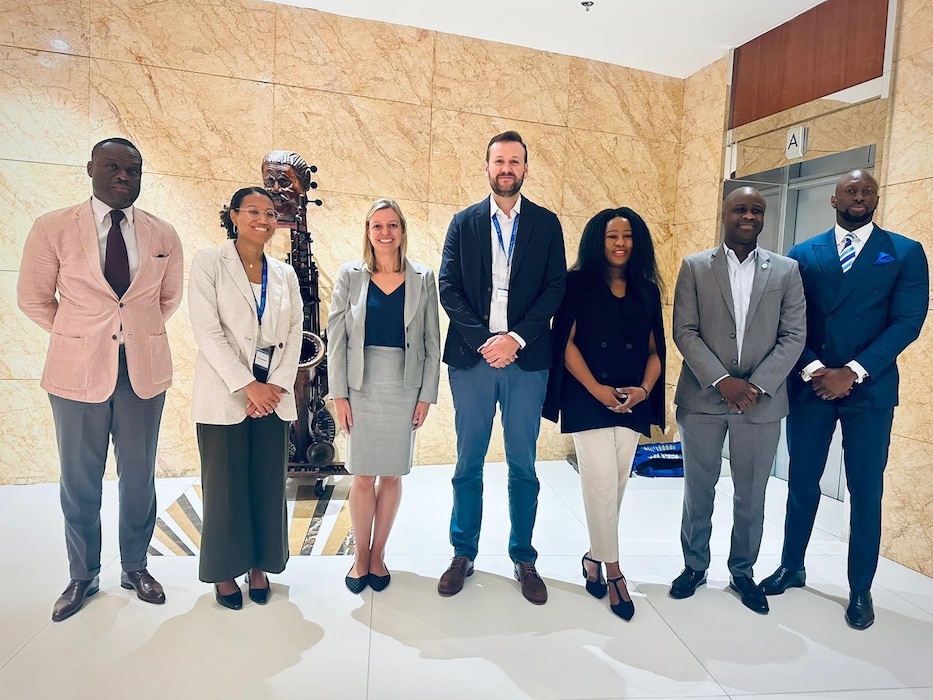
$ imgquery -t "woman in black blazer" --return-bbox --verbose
[543,207,666,620]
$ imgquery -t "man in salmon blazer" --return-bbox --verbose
[18,138,184,621]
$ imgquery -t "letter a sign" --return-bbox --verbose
[786,126,808,159]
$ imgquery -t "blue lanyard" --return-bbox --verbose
[492,212,519,264]
[247,257,268,325]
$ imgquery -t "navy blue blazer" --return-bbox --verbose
[787,225,928,408]
[439,197,566,370]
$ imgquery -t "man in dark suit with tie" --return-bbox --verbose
[437,131,566,604]
[761,169,929,629]
[670,186,806,614]
[18,138,183,621]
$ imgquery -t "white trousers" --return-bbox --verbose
[572,426,641,562]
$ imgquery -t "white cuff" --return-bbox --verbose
[799,360,825,383]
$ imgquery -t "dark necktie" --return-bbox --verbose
[104,209,130,297]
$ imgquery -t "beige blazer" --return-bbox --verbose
[17,200,183,402]
[188,241,303,424]
[327,258,441,404]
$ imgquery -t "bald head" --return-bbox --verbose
[832,169,878,231]
[721,186,766,255]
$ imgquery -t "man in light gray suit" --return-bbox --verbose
[670,186,806,614]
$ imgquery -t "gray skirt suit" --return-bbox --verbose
[327,258,441,475]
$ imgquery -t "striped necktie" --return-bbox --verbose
[839,234,856,273]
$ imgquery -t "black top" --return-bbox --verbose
[542,269,667,437]
[364,281,405,348]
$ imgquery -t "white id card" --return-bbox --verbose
[496,288,509,303]
[253,346,273,381]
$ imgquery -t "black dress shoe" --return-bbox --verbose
[368,571,391,592]
[120,569,166,604]
[730,575,769,614]
[345,568,368,594]
[246,572,270,605]
[670,567,707,599]
[214,583,243,610]
[846,590,874,630]
[760,566,806,595]
[52,577,100,622]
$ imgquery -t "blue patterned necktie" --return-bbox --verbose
[839,234,856,273]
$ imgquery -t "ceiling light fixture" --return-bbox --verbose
[581,1,594,10]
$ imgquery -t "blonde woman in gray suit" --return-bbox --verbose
[327,199,441,593]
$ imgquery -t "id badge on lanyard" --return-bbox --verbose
[493,212,519,305]
[248,256,273,381]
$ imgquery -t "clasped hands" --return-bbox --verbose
[810,367,856,400]
[593,384,644,413]
[245,380,283,419]
[717,376,759,413]
[479,334,519,368]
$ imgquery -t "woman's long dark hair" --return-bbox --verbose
[571,207,662,291]
[219,187,273,239]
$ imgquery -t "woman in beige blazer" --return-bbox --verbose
[189,187,302,610]
[327,199,441,593]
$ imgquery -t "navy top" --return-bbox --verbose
[364,280,405,348]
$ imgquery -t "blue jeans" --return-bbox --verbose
[448,362,548,563]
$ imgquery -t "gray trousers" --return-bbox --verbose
[677,407,780,579]
[49,347,165,581]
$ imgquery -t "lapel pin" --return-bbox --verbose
[761,263,769,269]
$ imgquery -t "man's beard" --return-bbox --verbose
[490,174,523,198]
[839,204,875,226]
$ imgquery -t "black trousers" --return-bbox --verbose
[197,416,289,583]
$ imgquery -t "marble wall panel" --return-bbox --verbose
[890,318,933,436]
[155,382,200,478]
[672,218,721,271]
[273,86,431,203]
[433,33,571,127]
[0,161,89,270]
[0,380,60,484]
[0,48,90,166]
[882,434,933,577]
[275,7,433,106]
[562,129,678,223]
[897,0,933,60]
[0,272,49,381]
[886,48,933,186]
[567,58,684,143]
[427,109,567,213]
[673,131,725,225]
[90,60,273,183]
[0,0,89,56]
[880,178,933,288]
[681,56,730,142]
[89,0,274,81]
[731,94,882,144]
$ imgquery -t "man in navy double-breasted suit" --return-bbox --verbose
[437,131,566,605]
[761,169,929,630]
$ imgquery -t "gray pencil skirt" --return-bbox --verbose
[346,346,418,476]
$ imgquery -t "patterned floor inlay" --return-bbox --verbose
[148,477,355,557]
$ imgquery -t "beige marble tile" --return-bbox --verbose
[567,58,683,143]
[0,272,50,381]
[0,48,90,166]
[0,0,89,56]
[882,434,933,577]
[887,48,933,186]
[275,6,433,106]
[674,131,725,225]
[428,109,567,214]
[433,33,571,126]
[0,380,60,484]
[897,0,933,60]
[561,129,678,223]
[0,160,90,271]
[273,86,430,203]
[90,59,273,183]
[155,381,200,478]
[89,0,273,81]
[891,320,933,433]
[682,56,730,141]
[878,178,933,273]
[413,376,456,466]
[672,218,721,272]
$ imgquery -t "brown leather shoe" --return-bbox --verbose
[514,561,547,605]
[52,577,100,622]
[438,556,474,597]
[120,569,166,605]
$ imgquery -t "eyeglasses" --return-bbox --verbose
[236,207,280,222]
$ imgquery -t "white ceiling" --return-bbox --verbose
[273,0,826,79]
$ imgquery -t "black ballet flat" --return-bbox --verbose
[345,568,368,594]
[368,571,391,592]
[214,583,243,611]
[581,553,608,599]
[607,574,635,620]
[245,572,270,605]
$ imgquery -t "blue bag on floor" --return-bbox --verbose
[631,441,684,477]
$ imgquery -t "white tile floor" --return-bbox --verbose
[1,461,932,699]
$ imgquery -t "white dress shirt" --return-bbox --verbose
[725,243,758,362]
[488,194,525,347]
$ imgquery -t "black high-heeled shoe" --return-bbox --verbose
[245,571,270,605]
[581,553,608,599]
[214,583,243,610]
[607,574,635,620]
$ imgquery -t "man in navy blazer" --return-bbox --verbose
[761,169,929,630]
[437,131,566,604]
